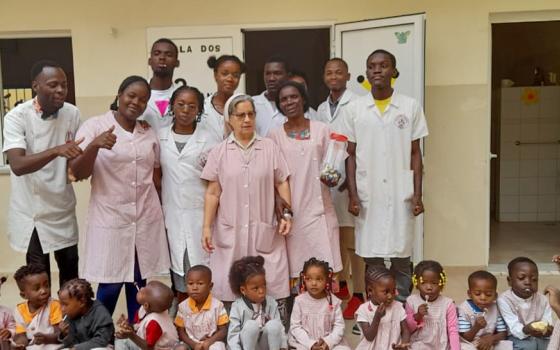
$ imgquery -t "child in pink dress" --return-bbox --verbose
[405,260,460,350]
[289,258,350,350]
[0,276,16,344]
[355,266,411,350]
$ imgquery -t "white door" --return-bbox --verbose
[334,14,426,262]
[146,25,244,96]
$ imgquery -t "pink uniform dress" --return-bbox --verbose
[0,305,15,338]
[548,319,560,350]
[355,300,407,350]
[289,292,350,350]
[200,136,290,301]
[405,293,460,350]
[267,121,342,278]
[76,111,170,282]
[457,301,512,350]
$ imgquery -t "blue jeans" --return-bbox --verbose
[509,335,549,350]
[96,254,146,323]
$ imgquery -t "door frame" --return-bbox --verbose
[487,10,560,268]
[333,14,426,262]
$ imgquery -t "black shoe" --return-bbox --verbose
[352,323,361,335]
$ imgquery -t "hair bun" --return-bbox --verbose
[207,56,218,69]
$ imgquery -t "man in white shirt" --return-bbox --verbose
[315,58,365,320]
[253,56,289,136]
[343,49,428,301]
[3,60,82,287]
[140,38,180,129]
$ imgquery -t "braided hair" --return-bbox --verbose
[299,257,334,309]
[169,85,205,121]
[365,265,395,287]
[59,278,95,307]
[229,256,266,296]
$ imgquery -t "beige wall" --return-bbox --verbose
[2,0,560,271]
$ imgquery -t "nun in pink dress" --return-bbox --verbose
[201,94,292,303]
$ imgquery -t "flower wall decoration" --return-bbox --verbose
[521,88,540,105]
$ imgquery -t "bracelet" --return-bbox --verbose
[282,207,293,220]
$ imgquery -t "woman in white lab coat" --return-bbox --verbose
[199,55,246,140]
[159,85,221,300]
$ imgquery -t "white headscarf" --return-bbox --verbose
[223,93,253,124]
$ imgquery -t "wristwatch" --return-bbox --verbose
[282,207,293,220]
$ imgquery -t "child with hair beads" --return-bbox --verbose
[0,276,16,346]
[227,256,287,350]
[12,264,62,350]
[405,260,460,349]
[175,265,228,350]
[58,278,114,349]
[289,257,350,350]
[458,271,511,350]
[116,281,178,350]
[355,266,411,350]
[497,257,553,349]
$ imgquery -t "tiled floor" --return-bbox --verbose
[490,220,560,264]
[1,268,559,348]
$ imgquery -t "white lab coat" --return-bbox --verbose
[199,93,227,141]
[253,91,286,136]
[159,124,221,275]
[340,92,428,258]
[315,89,359,228]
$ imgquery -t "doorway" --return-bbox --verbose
[490,21,560,264]
[243,28,330,109]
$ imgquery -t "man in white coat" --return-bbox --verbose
[3,60,82,287]
[314,58,365,319]
[342,49,428,300]
[253,56,289,136]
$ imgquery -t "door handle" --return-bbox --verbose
[490,153,498,159]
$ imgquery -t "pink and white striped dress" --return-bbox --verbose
[405,293,460,350]
[289,292,350,350]
[355,300,407,350]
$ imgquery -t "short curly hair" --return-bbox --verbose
[13,264,48,291]
[59,278,94,307]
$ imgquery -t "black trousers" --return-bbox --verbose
[26,228,79,288]
[364,257,412,302]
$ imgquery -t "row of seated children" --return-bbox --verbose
[0,255,559,350]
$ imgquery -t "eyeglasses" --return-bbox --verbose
[231,111,256,120]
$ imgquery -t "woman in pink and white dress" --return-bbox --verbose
[267,80,342,289]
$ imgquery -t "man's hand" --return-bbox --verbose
[55,137,84,159]
[412,195,424,216]
[348,194,361,216]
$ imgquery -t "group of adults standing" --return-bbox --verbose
[3,37,428,324]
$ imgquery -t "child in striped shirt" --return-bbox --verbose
[458,271,511,350]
